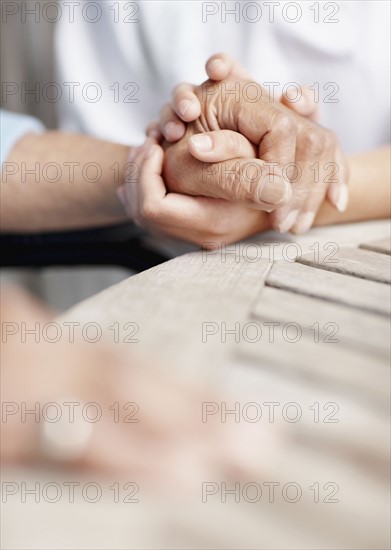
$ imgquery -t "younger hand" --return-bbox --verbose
[117,138,269,247]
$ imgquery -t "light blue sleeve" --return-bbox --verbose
[1,110,45,165]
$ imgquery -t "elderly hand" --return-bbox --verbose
[161,101,293,212]
[159,52,320,141]
[156,54,348,234]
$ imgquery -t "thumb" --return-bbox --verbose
[206,52,251,81]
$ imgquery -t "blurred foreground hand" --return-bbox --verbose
[1,285,274,494]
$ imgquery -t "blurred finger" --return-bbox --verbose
[146,121,163,140]
[206,52,251,81]
[172,82,201,121]
[290,186,328,234]
[270,164,313,233]
[291,147,349,233]
[328,181,349,213]
[159,103,186,142]
[327,149,349,212]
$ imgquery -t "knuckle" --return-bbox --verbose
[274,112,296,135]
[221,159,277,206]
[222,160,265,204]
[222,162,244,200]
[300,125,323,155]
[241,161,265,205]
[227,132,242,155]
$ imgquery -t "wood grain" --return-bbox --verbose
[22,221,387,550]
[225,355,390,474]
[298,247,391,284]
[360,237,391,255]
[266,260,390,316]
[250,286,390,357]
[236,333,389,408]
[60,251,272,377]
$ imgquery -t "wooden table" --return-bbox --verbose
[2,220,390,549]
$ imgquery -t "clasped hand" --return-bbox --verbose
[117,54,348,246]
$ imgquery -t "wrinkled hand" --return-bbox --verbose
[155,53,348,233]
[162,115,292,211]
[158,52,320,142]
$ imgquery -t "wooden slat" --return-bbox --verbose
[250,286,390,357]
[266,261,390,316]
[9,221,390,550]
[225,356,390,475]
[2,462,388,550]
[237,336,389,408]
[298,247,391,284]
[60,252,272,376]
[360,237,391,255]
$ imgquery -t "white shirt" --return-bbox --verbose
[55,0,390,154]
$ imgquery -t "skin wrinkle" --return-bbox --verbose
[159,57,389,235]
[202,83,220,133]
[197,82,274,206]
[161,76,387,231]
[221,160,245,202]
[163,81,290,207]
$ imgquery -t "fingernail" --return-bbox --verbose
[277,209,300,233]
[258,177,291,206]
[190,134,213,152]
[335,184,348,212]
[178,100,198,119]
[208,59,228,75]
[292,211,315,234]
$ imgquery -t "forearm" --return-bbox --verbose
[1,131,132,232]
[315,145,390,226]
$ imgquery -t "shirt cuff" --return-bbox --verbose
[1,110,46,165]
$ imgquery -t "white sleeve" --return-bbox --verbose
[1,110,45,165]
